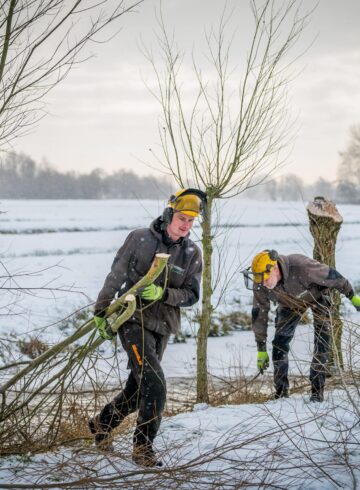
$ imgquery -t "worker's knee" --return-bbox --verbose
[272,335,291,360]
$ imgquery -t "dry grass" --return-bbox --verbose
[17,336,48,359]
[0,370,276,456]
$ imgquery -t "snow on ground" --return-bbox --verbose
[0,325,321,391]
[102,323,317,381]
[1,199,359,381]
[1,198,360,335]
[0,389,359,489]
[1,199,360,381]
[1,200,360,488]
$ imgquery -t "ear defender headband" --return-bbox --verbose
[161,188,207,230]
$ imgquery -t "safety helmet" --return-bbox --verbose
[251,250,279,283]
[169,189,202,217]
[241,249,279,290]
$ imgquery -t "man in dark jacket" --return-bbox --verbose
[243,250,360,402]
[89,189,204,466]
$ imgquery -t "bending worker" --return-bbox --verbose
[243,250,360,402]
[89,189,205,467]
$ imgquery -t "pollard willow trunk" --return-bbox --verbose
[307,196,343,372]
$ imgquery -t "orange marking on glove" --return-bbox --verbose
[131,344,142,366]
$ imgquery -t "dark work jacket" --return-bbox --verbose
[252,254,354,347]
[94,217,202,335]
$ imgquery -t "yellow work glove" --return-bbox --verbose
[257,351,270,374]
[94,315,115,341]
[140,284,163,301]
[351,295,360,312]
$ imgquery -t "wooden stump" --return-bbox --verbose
[306,196,343,372]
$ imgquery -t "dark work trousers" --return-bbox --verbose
[97,321,169,447]
[272,296,331,393]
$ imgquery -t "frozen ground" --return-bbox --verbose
[1,199,360,489]
[1,198,360,379]
[0,388,359,489]
[1,199,359,324]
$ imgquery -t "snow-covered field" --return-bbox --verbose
[1,198,359,378]
[1,390,359,488]
[2,198,359,318]
[1,199,360,489]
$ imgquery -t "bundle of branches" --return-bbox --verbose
[0,253,170,455]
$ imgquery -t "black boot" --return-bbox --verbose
[88,415,114,451]
[271,387,289,400]
[132,443,163,467]
[310,385,324,403]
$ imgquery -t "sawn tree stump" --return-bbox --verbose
[307,196,343,372]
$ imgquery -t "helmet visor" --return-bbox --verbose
[242,268,264,291]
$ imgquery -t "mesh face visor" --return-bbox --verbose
[242,267,264,291]
[242,261,276,290]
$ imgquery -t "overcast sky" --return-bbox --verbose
[11,0,360,184]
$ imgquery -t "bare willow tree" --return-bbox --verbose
[146,0,311,402]
[0,0,143,349]
[0,0,143,147]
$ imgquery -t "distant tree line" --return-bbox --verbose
[243,174,337,202]
[1,124,360,202]
[0,152,173,199]
[244,125,360,204]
